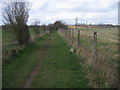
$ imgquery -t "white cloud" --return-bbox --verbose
[0,0,119,25]
[30,1,44,10]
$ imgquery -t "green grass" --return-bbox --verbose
[3,33,52,88]
[3,32,89,88]
[2,29,16,50]
[2,27,40,61]
[30,32,89,88]
[2,28,36,51]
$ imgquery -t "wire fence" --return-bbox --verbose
[58,28,118,88]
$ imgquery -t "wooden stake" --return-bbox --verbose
[78,30,80,46]
[93,32,97,65]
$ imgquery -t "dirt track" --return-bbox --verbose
[23,34,54,88]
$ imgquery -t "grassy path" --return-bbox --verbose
[3,32,89,88]
[23,34,54,88]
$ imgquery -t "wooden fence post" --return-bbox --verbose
[78,30,80,46]
[92,32,97,65]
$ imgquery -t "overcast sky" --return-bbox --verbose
[0,0,119,25]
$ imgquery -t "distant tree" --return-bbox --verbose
[54,21,67,30]
[47,24,54,32]
[2,1,30,46]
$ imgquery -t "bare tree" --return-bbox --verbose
[2,1,30,46]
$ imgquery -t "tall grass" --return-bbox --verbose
[58,27,118,88]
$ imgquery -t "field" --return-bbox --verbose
[78,27,118,43]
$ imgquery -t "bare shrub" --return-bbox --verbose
[2,1,30,46]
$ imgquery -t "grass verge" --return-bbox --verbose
[30,32,89,88]
[3,33,51,88]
